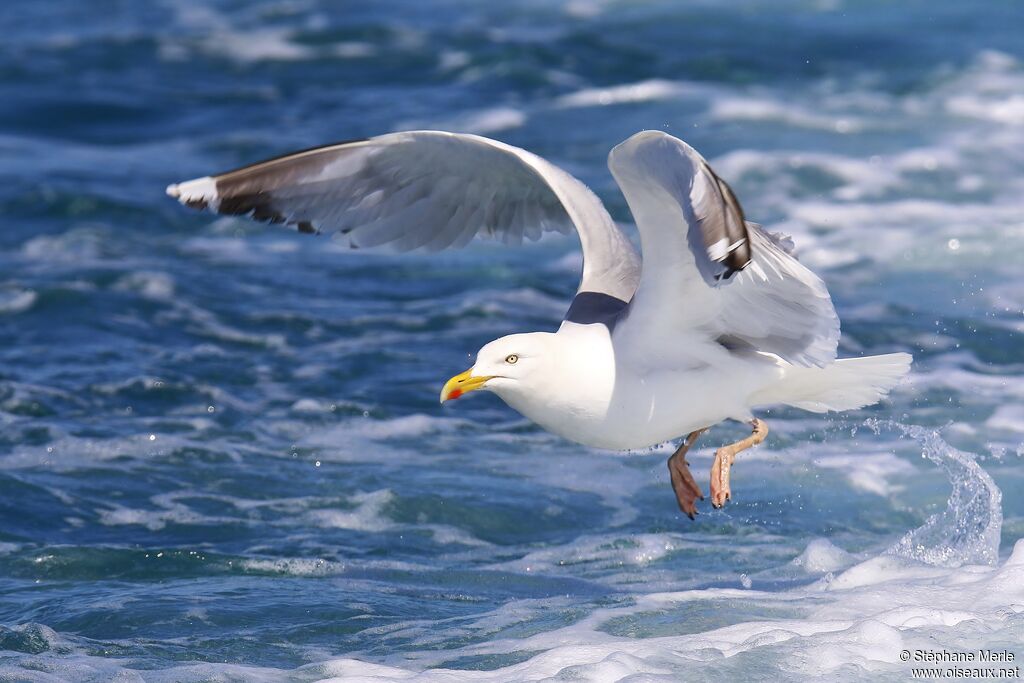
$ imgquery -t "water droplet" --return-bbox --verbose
[315,460,321,467]
[148,434,156,441]
[947,238,961,251]
[207,405,215,413]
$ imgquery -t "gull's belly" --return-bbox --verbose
[489,322,782,452]
[505,362,774,451]
[579,367,760,450]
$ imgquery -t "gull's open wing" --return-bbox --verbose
[608,131,839,367]
[168,130,640,312]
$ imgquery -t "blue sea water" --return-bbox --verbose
[1,0,1023,680]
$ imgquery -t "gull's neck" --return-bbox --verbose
[492,322,617,441]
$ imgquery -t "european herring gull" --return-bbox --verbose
[167,130,911,518]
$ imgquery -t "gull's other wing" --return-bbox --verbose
[168,130,640,314]
[608,131,839,367]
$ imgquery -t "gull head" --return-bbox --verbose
[439,332,556,404]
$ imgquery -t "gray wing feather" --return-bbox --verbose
[721,225,839,366]
[608,131,839,367]
[168,130,640,304]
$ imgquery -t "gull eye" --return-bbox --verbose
[505,354,519,365]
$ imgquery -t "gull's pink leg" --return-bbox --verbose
[710,419,768,509]
[667,429,707,520]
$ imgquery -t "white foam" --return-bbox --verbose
[709,95,867,133]
[554,78,694,108]
[327,413,464,440]
[791,538,857,573]
[448,107,527,134]
[427,525,494,547]
[565,0,606,18]
[986,404,1024,433]
[813,452,915,496]
[322,543,1022,680]
[948,92,1024,125]
[310,659,417,680]
[307,489,396,532]
[399,106,527,135]
[939,51,1024,125]
[240,557,345,577]
[97,494,227,532]
[438,50,471,71]
[301,488,490,546]
[195,27,344,64]
[112,271,176,300]
[166,299,288,350]
[290,398,330,413]
[0,289,37,314]
[161,4,364,65]
[21,227,105,263]
[493,532,688,574]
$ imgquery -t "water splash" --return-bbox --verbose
[872,420,1002,567]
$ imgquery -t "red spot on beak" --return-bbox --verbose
[448,389,463,400]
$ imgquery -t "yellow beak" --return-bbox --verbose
[440,368,493,404]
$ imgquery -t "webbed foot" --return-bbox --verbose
[667,429,707,520]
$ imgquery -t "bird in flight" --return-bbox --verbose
[168,130,910,519]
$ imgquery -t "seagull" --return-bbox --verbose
[167,130,911,518]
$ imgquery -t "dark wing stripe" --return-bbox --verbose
[708,168,752,276]
[687,159,751,282]
[215,138,371,185]
[563,291,629,330]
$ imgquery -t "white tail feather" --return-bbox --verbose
[752,353,912,413]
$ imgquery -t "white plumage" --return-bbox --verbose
[168,129,911,514]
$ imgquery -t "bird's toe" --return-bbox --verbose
[710,448,732,508]
[668,456,703,520]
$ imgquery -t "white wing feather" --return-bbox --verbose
[608,131,839,367]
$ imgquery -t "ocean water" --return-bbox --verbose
[2,0,1023,680]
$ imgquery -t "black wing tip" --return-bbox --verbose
[704,162,754,281]
[171,137,374,231]
[217,194,324,237]
[710,236,752,281]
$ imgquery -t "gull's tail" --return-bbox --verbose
[751,353,912,413]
